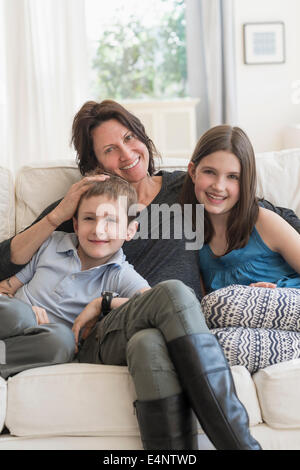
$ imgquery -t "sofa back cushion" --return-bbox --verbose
[0,167,15,242]
[15,160,81,233]
[256,148,300,217]
[253,358,300,428]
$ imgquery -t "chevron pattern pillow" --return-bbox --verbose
[201,284,300,331]
[211,326,300,374]
[201,284,300,373]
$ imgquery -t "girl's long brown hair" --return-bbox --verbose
[180,125,259,255]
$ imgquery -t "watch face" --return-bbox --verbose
[101,291,119,298]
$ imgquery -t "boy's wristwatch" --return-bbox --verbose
[101,291,120,317]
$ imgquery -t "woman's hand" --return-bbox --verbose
[72,297,102,351]
[249,282,277,288]
[32,306,50,324]
[0,279,13,296]
[0,276,23,296]
[47,174,110,227]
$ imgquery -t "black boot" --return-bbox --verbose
[167,334,262,450]
[134,393,198,450]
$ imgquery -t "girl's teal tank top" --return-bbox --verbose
[199,227,300,292]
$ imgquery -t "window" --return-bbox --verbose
[85,0,187,101]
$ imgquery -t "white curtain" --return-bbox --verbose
[0,0,89,173]
[186,0,237,136]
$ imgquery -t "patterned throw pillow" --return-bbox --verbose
[212,326,300,374]
[201,284,300,331]
[201,284,300,373]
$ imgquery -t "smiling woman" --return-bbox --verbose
[91,120,150,183]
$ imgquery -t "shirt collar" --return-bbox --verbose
[56,232,125,269]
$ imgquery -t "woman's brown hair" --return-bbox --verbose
[180,125,259,255]
[71,100,159,176]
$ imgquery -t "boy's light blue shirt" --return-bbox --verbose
[14,232,149,328]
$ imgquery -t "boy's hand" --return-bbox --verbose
[32,306,50,324]
[72,298,102,351]
[249,282,277,288]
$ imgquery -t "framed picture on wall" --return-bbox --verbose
[243,22,285,65]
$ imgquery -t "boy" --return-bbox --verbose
[0,176,149,379]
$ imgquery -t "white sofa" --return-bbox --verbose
[1,150,300,450]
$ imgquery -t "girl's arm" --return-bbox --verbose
[256,207,300,274]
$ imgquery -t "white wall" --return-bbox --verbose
[234,0,300,153]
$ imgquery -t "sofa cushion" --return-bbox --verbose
[230,365,262,427]
[255,148,300,218]
[15,161,81,233]
[6,363,139,437]
[0,376,6,433]
[0,166,15,243]
[253,359,300,429]
[5,362,261,437]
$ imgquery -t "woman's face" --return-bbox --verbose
[91,119,150,183]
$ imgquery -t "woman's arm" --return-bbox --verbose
[0,275,23,296]
[256,207,300,274]
[8,174,110,267]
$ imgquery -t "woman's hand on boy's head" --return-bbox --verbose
[47,174,110,227]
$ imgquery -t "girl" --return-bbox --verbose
[181,125,300,294]
[181,125,300,375]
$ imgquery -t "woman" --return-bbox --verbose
[1,100,299,289]
[0,100,202,297]
[0,100,291,450]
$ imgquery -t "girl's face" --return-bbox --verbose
[188,150,241,218]
[91,119,150,183]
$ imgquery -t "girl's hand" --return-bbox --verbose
[47,174,110,227]
[72,298,102,351]
[249,282,277,288]
[32,306,50,324]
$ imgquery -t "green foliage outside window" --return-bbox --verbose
[91,0,187,100]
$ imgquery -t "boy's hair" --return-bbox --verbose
[74,174,138,224]
[71,99,160,176]
[180,125,259,255]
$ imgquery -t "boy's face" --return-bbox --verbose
[73,194,137,269]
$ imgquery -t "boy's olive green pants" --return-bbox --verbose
[78,280,210,400]
[0,280,210,401]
